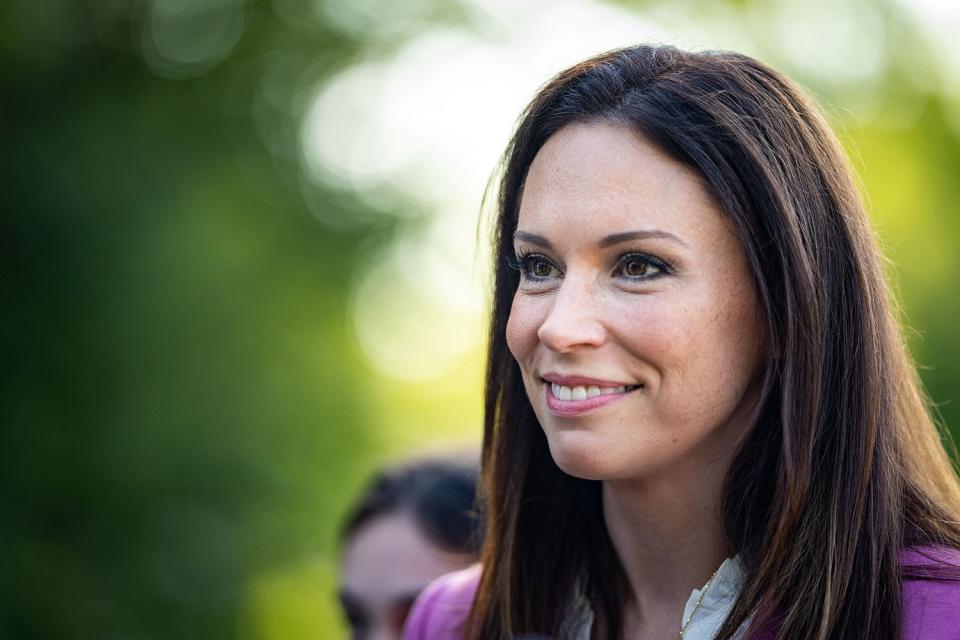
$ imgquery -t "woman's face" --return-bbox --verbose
[338,513,475,640]
[505,121,766,482]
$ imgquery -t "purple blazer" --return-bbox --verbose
[403,548,960,639]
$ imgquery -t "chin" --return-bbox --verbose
[544,425,683,483]
[545,429,629,481]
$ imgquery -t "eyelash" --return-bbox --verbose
[507,251,671,283]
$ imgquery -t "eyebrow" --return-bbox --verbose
[513,229,687,249]
[599,230,687,248]
[513,231,554,249]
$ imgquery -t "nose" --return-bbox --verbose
[536,275,606,352]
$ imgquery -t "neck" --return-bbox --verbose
[602,460,733,632]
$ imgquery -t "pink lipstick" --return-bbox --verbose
[542,374,640,417]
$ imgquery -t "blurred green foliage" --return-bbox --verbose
[2,0,959,639]
[2,1,381,637]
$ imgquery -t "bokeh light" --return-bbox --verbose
[142,0,246,78]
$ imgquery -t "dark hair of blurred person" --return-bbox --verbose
[337,455,483,640]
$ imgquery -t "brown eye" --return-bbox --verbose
[616,253,668,280]
[623,259,649,277]
[516,253,558,282]
[532,260,553,277]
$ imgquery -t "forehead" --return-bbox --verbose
[518,121,724,239]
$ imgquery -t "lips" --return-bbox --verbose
[550,382,630,401]
[541,374,640,417]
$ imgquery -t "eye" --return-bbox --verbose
[511,252,562,282]
[623,258,650,277]
[615,253,669,280]
[529,258,554,278]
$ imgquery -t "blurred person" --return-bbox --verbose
[338,455,482,640]
[404,45,960,639]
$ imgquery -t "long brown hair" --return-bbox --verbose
[467,45,960,640]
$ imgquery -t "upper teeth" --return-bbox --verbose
[550,383,631,401]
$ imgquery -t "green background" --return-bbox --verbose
[3,0,958,638]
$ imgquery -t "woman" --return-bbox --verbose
[338,455,483,639]
[403,45,960,639]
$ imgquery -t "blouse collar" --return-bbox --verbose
[564,555,748,640]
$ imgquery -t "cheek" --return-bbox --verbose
[631,290,765,411]
[505,295,541,363]
[680,295,766,403]
[708,279,766,360]
[608,296,694,364]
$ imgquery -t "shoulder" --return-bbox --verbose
[900,546,960,640]
[402,563,482,640]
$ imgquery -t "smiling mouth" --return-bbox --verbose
[542,379,641,416]
[548,382,639,401]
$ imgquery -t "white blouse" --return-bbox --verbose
[563,556,749,640]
